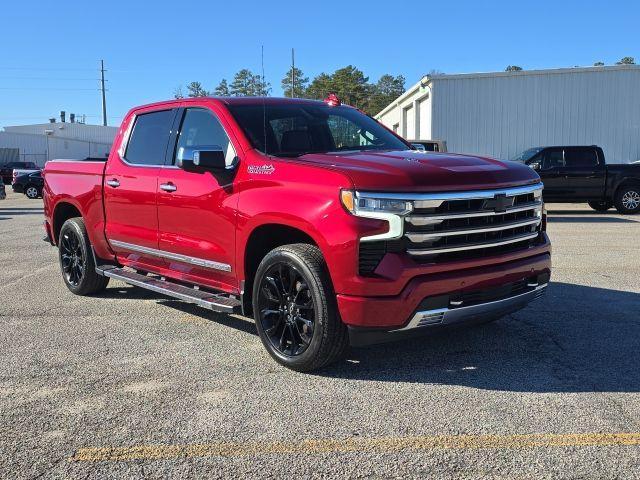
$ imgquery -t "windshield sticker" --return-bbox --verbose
[248,164,275,175]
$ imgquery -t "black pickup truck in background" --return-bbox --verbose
[512,146,640,214]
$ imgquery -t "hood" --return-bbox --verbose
[297,150,541,192]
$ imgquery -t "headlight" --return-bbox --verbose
[341,190,412,241]
[340,190,412,215]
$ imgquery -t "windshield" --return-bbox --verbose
[511,148,542,162]
[227,103,409,157]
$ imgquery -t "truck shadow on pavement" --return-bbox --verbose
[322,282,640,393]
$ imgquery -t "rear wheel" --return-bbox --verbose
[588,201,611,212]
[252,244,348,372]
[25,185,40,199]
[614,185,640,214]
[58,217,109,295]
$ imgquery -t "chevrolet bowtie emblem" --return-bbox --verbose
[483,194,514,213]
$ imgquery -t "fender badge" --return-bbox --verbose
[248,164,275,175]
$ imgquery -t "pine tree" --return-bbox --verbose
[186,81,209,97]
[368,74,405,115]
[281,67,309,98]
[616,56,635,65]
[305,73,333,100]
[330,65,370,109]
[214,79,230,96]
[230,69,270,96]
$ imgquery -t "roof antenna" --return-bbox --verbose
[261,45,267,155]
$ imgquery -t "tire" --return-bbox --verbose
[58,217,109,295]
[614,185,640,214]
[25,185,40,199]
[252,243,348,372]
[588,201,611,212]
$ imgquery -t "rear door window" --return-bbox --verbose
[541,149,565,169]
[564,148,598,167]
[125,109,176,166]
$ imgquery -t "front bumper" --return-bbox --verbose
[337,250,551,344]
[348,281,547,346]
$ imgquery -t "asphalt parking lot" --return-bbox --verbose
[1,191,639,479]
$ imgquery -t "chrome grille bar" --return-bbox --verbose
[407,232,539,256]
[406,218,541,242]
[406,201,542,226]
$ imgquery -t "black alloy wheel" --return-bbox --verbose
[58,217,109,295]
[252,244,348,372]
[60,227,85,287]
[257,263,315,357]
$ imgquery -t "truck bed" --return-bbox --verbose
[43,159,109,256]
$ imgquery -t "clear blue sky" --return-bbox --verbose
[1,0,638,127]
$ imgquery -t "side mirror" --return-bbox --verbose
[411,143,426,152]
[176,145,231,171]
[529,162,541,171]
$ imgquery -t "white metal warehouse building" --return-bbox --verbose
[0,122,117,166]
[376,65,640,163]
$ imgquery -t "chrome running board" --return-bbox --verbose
[96,266,240,314]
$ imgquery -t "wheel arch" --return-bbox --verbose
[52,201,83,244]
[242,223,320,316]
[614,177,640,196]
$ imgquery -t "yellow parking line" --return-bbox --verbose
[72,432,640,462]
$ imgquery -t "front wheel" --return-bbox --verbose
[614,185,640,214]
[252,244,348,372]
[588,201,611,212]
[58,217,109,295]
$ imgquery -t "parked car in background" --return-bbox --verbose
[408,139,447,152]
[0,161,39,184]
[0,177,5,200]
[512,145,640,214]
[12,171,44,199]
[43,96,550,372]
[12,167,41,185]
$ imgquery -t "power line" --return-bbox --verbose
[0,87,103,91]
[0,76,104,81]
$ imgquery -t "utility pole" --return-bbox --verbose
[291,48,295,98]
[100,60,107,126]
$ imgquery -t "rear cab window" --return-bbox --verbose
[564,148,598,167]
[124,109,176,166]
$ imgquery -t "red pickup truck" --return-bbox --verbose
[43,96,551,371]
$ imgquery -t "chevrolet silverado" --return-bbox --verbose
[43,96,551,371]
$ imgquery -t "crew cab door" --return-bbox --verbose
[530,148,568,200]
[156,106,239,293]
[562,147,606,200]
[104,108,177,270]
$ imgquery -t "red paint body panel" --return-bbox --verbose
[43,96,552,329]
[337,251,551,328]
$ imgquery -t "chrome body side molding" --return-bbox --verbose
[109,239,232,272]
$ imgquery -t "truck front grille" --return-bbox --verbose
[404,184,543,261]
[357,183,544,275]
[404,186,542,262]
